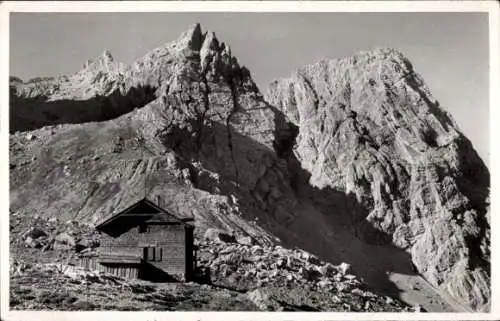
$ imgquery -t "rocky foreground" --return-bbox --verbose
[10,216,415,312]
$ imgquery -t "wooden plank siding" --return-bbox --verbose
[100,264,139,279]
[79,257,140,279]
[98,223,190,279]
[142,225,187,276]
[80,257,99,271]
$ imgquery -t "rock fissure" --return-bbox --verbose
[197,73,211,153]
[225,74,241,187]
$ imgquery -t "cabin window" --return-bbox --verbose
[149,247,155,260]
[143,246,162,262]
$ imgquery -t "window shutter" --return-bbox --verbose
[148,247,155,261]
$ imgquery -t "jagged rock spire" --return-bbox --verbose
[83,50,115,69]
[175,22,204,51]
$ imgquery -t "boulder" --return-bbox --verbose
[344,274,356,280]
[316,265,328,277]
[246,288,280,311]
[24,236,39,248]
[338,262,351,275]
[317,279,332,288]
[22,227,47,240]
[236,234,254,246]
[276,258,286,268]
[219,244,237,254]
[219,252,242,265]
[204,228,236,244]
[300,251,321,265]
[298,266,320,281]
[54,232,76,250]
[319,263,336,277]
[250,244,262,252]
[286,256,299,270]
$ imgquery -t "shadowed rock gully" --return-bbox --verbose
[155,114,420,306]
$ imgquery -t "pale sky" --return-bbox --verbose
[10,12,489,166]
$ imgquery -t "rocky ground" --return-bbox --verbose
[10,216,416,312]
[196,229,416,312]
[10,261,259,311]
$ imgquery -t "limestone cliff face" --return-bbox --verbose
[266,48,490,311]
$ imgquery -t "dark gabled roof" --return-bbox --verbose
[95,197,193,231]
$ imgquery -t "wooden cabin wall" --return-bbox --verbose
[80,257,140,279]
[99,223,188,277]
[100,264,139,279]
[80,257,99,271]
[144,225,186,277]
[99,231,143,258]
[185,226,195,279]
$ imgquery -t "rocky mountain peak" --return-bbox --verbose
[175,22,204,51]
[82,49,116,71]
[266,48,490,311]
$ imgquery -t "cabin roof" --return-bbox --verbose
[95,197,194,231]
